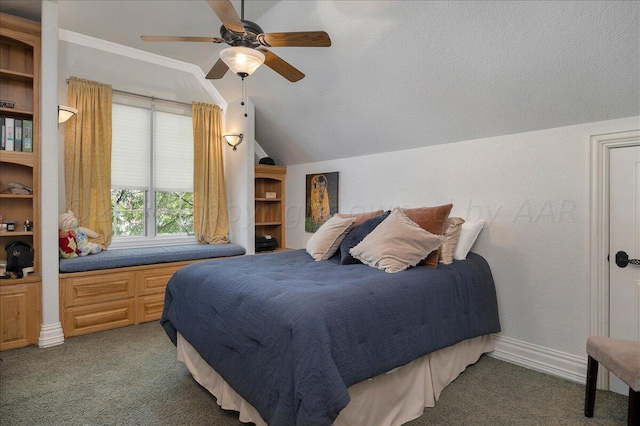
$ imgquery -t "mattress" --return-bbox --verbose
[177,332,495,426]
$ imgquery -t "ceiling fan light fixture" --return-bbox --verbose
[219,46,265,78]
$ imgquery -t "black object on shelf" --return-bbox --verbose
[259,157,275,165]
[256,235,278,252]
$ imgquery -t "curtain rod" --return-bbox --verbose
[65,79,192,108]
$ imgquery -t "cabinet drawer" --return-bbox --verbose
[136,265,182,296]
[64,299,135,337]
[136,293,165,323]
[62,272,134,307]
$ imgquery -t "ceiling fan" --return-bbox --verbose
[141,0,331,82]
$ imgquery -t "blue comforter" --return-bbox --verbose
[161,249,500,426]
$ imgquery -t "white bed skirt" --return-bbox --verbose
[176,333,494,426]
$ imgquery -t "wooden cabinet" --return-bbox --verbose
[59,261,201,337]
[135,264,184,323]
[0,13,41,351]
[0,281,40,350]
[255,165,286,250]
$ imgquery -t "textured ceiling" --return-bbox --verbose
[4,1,640,165]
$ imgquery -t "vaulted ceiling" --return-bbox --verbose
[3,1,639,165]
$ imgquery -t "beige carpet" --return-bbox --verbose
[0,322,628,425]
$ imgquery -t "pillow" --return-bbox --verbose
[339,210,391,265]
[439,217,465,265]
[350,208,445,273]
[334,210,384,227]
[402,204,453,267]
[306,215,355,260]
[453,220,485,260]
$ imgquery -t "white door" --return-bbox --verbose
[609,144,640,394]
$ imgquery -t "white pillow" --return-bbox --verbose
[350,208,445,273]
[306,215,355,260]
[453,220,485,260]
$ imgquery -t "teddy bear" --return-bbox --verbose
[59,230,80,258]
[58,210,102,257]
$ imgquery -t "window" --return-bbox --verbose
[111,96,194,247]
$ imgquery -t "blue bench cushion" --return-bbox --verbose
[59,243,246,273]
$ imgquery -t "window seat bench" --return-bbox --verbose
[59,243,245,337]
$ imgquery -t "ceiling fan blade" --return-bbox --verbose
[207,0,245,35]
[141,36,224,43]
[257,48,305,82]
[257,31,331,48]
[206,58,229,79]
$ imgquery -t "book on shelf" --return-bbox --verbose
[14,119,22,152]
[1,117,4,150]
[4,117,14,151]
[22,119,32,152]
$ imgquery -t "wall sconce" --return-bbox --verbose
[58,105,78,123]
[223,133,243,151]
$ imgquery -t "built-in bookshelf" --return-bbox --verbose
[0,13,41,351]
[255,165,286,251]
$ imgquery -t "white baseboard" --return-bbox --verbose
[489,335,587,385]
[38,323,65,348]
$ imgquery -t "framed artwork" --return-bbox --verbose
[305,172,339,232]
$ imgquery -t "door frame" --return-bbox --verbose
[589,129,640,389]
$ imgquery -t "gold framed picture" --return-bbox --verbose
[305,172,339,232]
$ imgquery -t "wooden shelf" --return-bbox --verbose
[255,247,291,255]
[256,221,282,226]
[0,231,33,237]
[0,273,41,286]
[255,198,283,202]
[0,106,33,116]
[0,68,34,82]
[0,194,33,199]
[0,150,34,167]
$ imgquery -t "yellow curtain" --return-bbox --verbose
[192,102,230,244]
[64,77,113,249]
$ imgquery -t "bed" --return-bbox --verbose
[160,247,500,426]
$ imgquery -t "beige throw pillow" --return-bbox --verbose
[306,215,355,260]
[350,208,445,273]
[334,210,384,227]
[439,217,465,265]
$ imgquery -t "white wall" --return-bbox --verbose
[286,116,640,379]
[224,99,255,253]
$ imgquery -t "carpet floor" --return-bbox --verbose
[0,322,628,425]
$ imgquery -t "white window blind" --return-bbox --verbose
[154,111,193,192]
[111,104,150,190]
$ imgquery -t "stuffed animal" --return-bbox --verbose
[58,210,102,257]
[72,228,101,256]
[59,230,79,258]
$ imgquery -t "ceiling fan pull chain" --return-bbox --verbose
[242,77,248,118]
